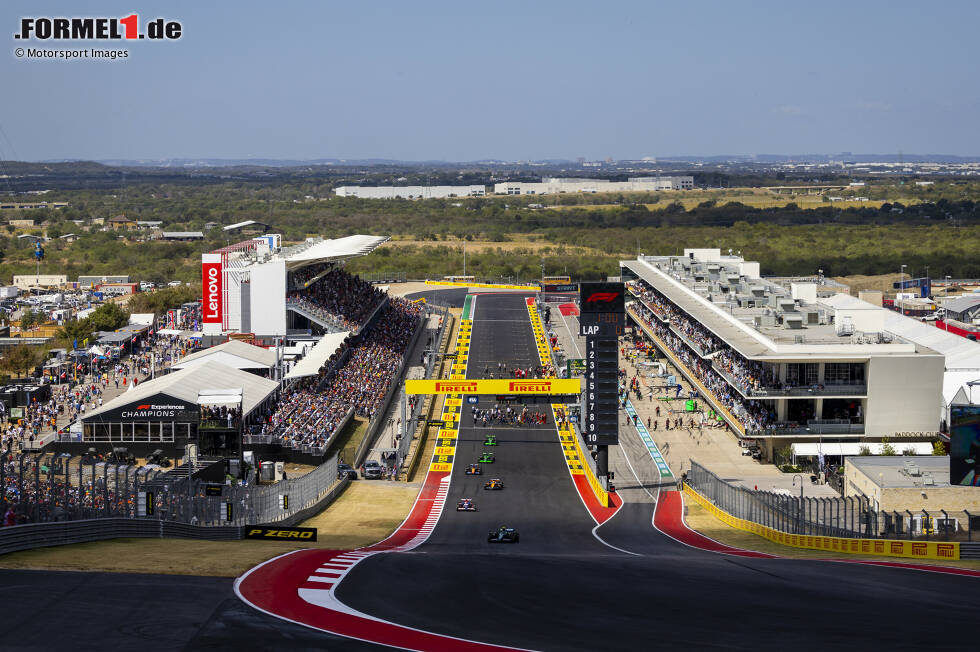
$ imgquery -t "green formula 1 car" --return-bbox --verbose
[483,434,498,446]
[478,451,495,464]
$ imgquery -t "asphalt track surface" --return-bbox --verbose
[333,293,980,650]
[2,293,979,650]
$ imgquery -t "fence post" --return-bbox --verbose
[966,510,972,543]
[941,509,949,541]
[923,510,930,541]
[33,454,41,523]
[103,464,110,517]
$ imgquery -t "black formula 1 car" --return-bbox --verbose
[487,526,519,543]
[483,478,504,490]
[457,498,477,512]
[465,463,482,475]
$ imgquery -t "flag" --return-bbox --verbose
[72,338,77,350]
[82,338,88,347]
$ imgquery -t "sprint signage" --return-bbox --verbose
[244,526,317,541]
[406,378,581,395]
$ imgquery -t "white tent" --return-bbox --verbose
[791,441,934,460]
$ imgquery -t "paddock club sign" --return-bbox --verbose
[86,392,199,422]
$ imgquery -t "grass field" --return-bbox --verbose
[386,234,605,255]
[0,480,421,577]
[549,195,893,212]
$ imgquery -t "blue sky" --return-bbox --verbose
[2,0,978,161]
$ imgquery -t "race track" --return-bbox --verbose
[272,293,980,650]
[3,292,978,651]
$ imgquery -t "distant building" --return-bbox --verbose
[942,295,980,325]
[13,274,68,289]
[107,215,137,231]
[333,185,486,199]
[58,233,79,243]
[494,176,694,195]
[7,219,34,228]
[136,220,163,229]
[78,275,130,288]
[0,202,67,210]
[160,231,205,241]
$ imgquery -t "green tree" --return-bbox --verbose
[55,319,93,348]
[87,302,129,332]
[2,343,42,378]
[879,438,897,456]
[18,309,45,331]
[932,440,946,456]
[858,445,872,456]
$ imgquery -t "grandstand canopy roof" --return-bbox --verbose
[172,339,277,371]
[83,361,278,421]
[223,219,271,233]
[285,331,351,380]
[284,235,389,270]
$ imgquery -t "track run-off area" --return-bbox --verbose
[237,292,980,651]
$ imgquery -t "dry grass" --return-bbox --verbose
[685,502,980,569]
[0,481,421,577]
[832,274,903,295]
[384,236,603,255]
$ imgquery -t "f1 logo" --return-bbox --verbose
[586,292,620,303]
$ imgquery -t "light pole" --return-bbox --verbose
[899,264,907,314]
[792,474,804,534]
[944,275,951,330]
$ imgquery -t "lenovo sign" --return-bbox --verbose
[202,253,223,327]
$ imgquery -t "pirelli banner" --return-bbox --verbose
[683,483,960,561]
[405,379,581,396]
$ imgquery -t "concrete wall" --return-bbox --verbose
[865,354,945,438]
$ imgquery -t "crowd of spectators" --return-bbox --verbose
[263,298,423,451]
[1,455,124,525]
[628,280,778,433]
[287,264,384,332]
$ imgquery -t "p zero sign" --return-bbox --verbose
[202,253,223,333]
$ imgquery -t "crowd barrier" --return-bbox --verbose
[683,482,961,561]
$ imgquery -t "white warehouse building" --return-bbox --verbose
[333,185,486,199]
[495,176,694,195]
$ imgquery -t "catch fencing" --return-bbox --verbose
[0,450,338,528]
[686,460,980,543]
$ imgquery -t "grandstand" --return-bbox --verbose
[194,232,425,461]
[202,234,389,338]
[622,249,945,461]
